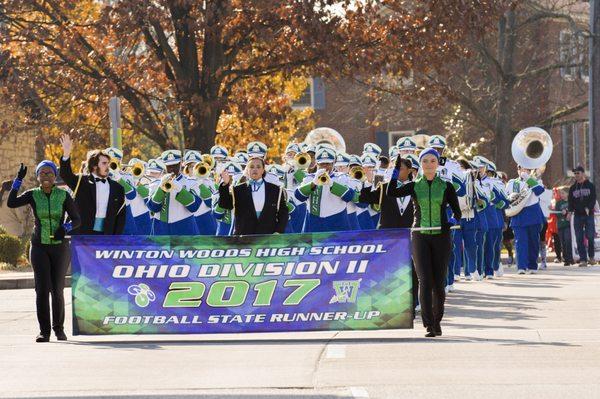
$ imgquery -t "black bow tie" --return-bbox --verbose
[95,177,107,183]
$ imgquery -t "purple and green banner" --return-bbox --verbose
[71,229,413,335]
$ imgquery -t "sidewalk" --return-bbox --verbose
[0,270,71,289]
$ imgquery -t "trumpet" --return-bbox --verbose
[202,154,215,171]
[109,157,121,171]
[193,161,211,178]
[315,172,331,186]
[294,152,311,170]
[350,166,366,182]
[161,174,174,192]
[130,162,145,178]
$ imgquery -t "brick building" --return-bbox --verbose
[296,3,591,188]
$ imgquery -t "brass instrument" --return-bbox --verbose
[350,166,366,182]
[304,127,347,153]
[109,157,121,171]
[161,174,174,192]
[193,161,211,178]
[315,172,331,186]
[294,152,311,170]
[505,127,553,217]
[130,162,145,178]
[202,154,215,171]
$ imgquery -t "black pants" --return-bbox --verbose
[412,232,452,329]
[30,242,70,335]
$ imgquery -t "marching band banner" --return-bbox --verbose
[71,230,413,335]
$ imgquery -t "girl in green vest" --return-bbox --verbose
[7,161,80,342]
[387,148,461,337]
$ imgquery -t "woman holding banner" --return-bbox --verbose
[387,148,461,337]
[218,157,288,235]
[7,161,80,342]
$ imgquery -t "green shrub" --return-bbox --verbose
[0,225,7,235]
[0,234,23,266]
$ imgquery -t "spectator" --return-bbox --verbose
[568,166,597,267]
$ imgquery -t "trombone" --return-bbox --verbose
[294,152,311,170]
[350,166,366,182]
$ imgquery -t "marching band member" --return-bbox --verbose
[118,158,152,235]
[104,147,138,235]
[472,159,489,281]
[234,151,249,169]
[295,147,355,232]
[361,152,380,229]
[475,156,508,278]
[350,155,372,230]
[246,141,281,186]
[387,148,461,337]
[146,150,201,235]
[8,161,81,342]
[218,157,288,235]
[506,165,546,274]
[487,162,509,277]
[428,135,466,290]
[59,135,126,235]
[397,137,418,156]
[138,159,165,235]
[282,142,308,233]
[184,150,218,235]
[213,161,243,236]
[455,158,479,281]
[339,153,362,230]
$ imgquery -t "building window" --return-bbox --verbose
[292,77,326,110]
[559,30,578,80]
[562,121,590,175]
[579,35,590,83]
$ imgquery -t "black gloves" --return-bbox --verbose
[52,226,66,241]
[394,154,403,170]
[16,163,27,180]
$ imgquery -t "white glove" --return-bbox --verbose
[170,178,183,194]
[110,170,122,181]
[313,169,331,186]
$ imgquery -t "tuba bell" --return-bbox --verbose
[511,127,553,170]
[505,127,553,217]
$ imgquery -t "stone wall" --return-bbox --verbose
[0,131,38,236]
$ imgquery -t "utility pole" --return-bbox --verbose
[109,97,122,150]
[590,0,600,182]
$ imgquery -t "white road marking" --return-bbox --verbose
[350,386,369,398]
[325,344,346,359]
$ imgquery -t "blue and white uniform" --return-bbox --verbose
[506,174,545,271]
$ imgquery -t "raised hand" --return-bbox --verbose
[394,154,403,170]
[220,170,231,185]
[16,163,27,180]
[60,134,72,158]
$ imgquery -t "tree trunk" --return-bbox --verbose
[495,9,517,174]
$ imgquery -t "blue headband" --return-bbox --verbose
[419,147,440,162]
[36,160,58,176]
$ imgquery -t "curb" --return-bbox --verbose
[0,276,72,290]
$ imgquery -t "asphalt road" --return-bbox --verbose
[1,263,599,399]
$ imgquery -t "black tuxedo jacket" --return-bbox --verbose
[219,181,288,235]
[359,182,414,229]
[59,157,126,235]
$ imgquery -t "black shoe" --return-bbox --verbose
[36,333,50,343]
[425,327,436,338]
[55,330,67,341]
[434,323,442,336]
